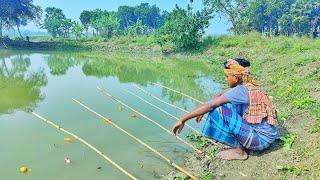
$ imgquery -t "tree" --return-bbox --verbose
[125,19,148,36]
[117,3,164,33]
[72,22,84,38]
[88,9,120,38]
[99,11,120,38]
[117,6,137,30]
[290,0,320,38]
[134,3,164,31]
[279,14,293,36]
[79,10,91,34]
[43,7,76,38]
[203,0,249,34]
[157,4,213,49]
[42,7,66,38]
[0,0,42,38]
[60,18,74,37]
[203,0,319,38]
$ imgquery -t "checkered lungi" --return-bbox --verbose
[202,103,277,151]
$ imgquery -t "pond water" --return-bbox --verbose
[0,50,224,180]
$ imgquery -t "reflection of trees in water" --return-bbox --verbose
[81,55,219,102]
[0,54,47,114]
[82,59,158,85]
[0,51,220,114]
[43,52,221,103]
[46,54,79,75]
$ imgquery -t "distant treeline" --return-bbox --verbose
[43,3,165,38]
[203,0,320,38]
[0,0,319,49]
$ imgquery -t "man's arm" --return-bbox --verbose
[172,95,229,135]
[212,88,229,99]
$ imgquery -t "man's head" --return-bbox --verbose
[223,58,254,87]
[224,57,250,69]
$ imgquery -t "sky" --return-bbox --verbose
[22,0,231,35]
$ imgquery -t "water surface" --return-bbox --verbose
[0,50,223,179]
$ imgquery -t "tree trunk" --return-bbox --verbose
[0,19,2,38]
[2,59,9,77]
[311,18,319,39]
[17,25,23,39]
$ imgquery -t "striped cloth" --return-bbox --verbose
[244,84,278,125]
[202,103,278,151]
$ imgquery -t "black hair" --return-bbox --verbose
[223,57,250,68]
[234,57,250,67]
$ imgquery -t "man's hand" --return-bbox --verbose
[195,114,204,123]
[172,120,185,136]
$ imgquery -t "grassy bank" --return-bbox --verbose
[169,33,320,179]
[0,35,161,53]
[2,33,319,179]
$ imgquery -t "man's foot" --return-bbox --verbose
[216,148,248,160]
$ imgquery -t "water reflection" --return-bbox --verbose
[0,50,222,114]
[0,53,47,114]
[0,50,223,179]
[46,54,79,75]
[81,55,220,102]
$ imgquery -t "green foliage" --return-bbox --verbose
[78,3,164,38]
[42,7,67,38]
[125,19,148,36]
[133,3,164,30]
[79,10,91,31]
[174,176,187,180]
[117,3,164,31]
[206,146,218,160]
[60,18,74,38]
[203,0,320,38]
[202,171,214,180]
[277,111,287,125]
[279,14,293,36]
[311,122,320,133]
[43,7,85,38]
[277,165,309,176]
[93,11,120,38]
[186,134,210,150]
[203,0,250,35]
[117,5,136,30]
[0,0,42,37]
[279,134,296,152]
[80,10,118,37]
[72,22,84,38]
[157,4,213,50]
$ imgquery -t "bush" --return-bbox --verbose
[156,4,212,50]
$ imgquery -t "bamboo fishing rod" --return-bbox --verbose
[72,98,198,180]
[147,84,224,123]
[134,85,209,122]
[138,84,223,147]
[151,82,204,104]
[143,83,217,123]
[133,85,188,113]
[31,112,137,180]
[133,85,209,131]
[97,86,201,154]
[124,89,200,134]
[123,89,218,146]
